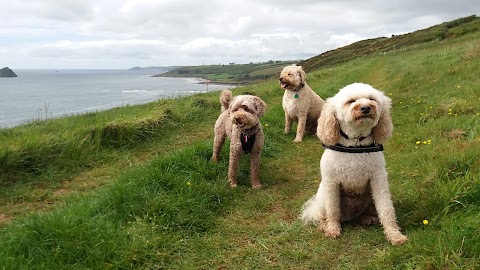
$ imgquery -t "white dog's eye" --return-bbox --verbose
[369,98,376,101]
[346,99,355,104]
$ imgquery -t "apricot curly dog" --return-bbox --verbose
[279,65,324,142]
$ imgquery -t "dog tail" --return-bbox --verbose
[300,195,322,224]
[220,89,233,112]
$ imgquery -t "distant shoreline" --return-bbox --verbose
[0,70,231,129]
[152,75,238,86]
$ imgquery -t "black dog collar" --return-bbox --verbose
[323,143,384,153]
[293,83,305,98]
[238,123,260,153]
[241,133,256,153]
[340,130,367,142]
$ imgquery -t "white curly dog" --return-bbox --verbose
[301,83,408,245]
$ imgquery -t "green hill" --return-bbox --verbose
[0,16,479,269]
[301,15,480,72]
[154,60,297,84]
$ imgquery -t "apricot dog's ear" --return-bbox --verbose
[297,66,306,85]
[317,99,339,145]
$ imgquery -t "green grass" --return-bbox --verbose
[1,19,480,269]
[0,143,236,269]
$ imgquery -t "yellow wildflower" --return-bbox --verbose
[423,219,429,225]
[265,123,269,127]
[415,141,421,145]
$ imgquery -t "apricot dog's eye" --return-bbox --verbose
[369,98,376,101]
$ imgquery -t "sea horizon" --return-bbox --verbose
[0,69,233,129]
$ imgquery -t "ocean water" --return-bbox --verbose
[0,69,233,128]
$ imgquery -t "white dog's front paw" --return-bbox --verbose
[324,223,341,238]
[387,232,408,245]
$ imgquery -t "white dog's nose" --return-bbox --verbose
[360,106,371,114]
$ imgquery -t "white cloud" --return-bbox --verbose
[0,0,478,69]
[325,34,366,48]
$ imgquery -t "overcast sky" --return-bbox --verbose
[1,0,478,69]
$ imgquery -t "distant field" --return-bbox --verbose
[154,60,297,84]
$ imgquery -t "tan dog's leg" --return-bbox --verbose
[249,150,262,189]
[294,115,307,142]
[370,171,408,245]
[227,144,241,187]
[284,112,293,134]
[211,132,225,162]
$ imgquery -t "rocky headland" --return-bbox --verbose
[0,67,17,77]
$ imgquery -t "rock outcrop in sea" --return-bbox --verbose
[0,67,17,77]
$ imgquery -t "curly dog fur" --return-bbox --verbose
[211,90,267,188]
[279,65,324,142]
[301,83,408,245]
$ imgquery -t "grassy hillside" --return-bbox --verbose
[156,15,479,86]
[1,17,480,269]
[301,15,480,72]
[154,60,296,84]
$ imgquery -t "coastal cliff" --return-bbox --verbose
[0,67,17,77]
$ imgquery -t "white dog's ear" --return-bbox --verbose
[297,66,306,84]
[253,97,267,117]
[317,99,339,145]
[372,95,393,143]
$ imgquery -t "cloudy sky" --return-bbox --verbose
[1,0,478,69]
